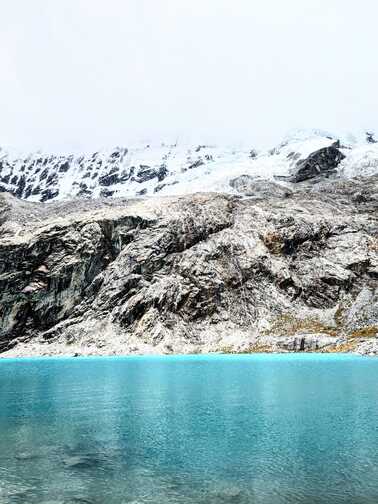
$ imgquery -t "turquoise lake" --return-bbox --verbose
[1,354,378,503]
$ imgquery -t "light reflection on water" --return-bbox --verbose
[0,354,378,503]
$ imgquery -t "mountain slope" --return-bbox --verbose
[1,173,377,357]
[1,130,377,357]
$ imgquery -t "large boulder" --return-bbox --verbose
[288,144,345,182]
[229,176,292,198]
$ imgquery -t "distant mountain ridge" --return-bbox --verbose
[1,130,378,202]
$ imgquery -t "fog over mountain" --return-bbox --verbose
[1,0,378,152]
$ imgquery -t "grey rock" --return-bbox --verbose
[276,334,341,352]
[345,288,378,332]
[230,176,292,198]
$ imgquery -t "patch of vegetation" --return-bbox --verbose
[218,346,240,355]
[263,231,283,255]
[219,344,273,354]
[349,326,378,338]
[334,304,346,326]
[264,313,338,337]
[246,344,274,353]
[322,340,358,353]
[368,238,378,252]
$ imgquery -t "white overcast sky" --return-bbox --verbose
[1,0,377,152]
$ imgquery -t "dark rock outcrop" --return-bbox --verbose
[98,172,120,186]
[41,189,59,202]
[134,164,168,184]
[283,145,345,183]
[187,159,204,170]
[100,188,115,198]
[366,132,377,144]
[58,161,70,172]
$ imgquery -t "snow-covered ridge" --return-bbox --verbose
[0,130,377,202]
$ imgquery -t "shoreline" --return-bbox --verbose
[0,353,375,362]
[1,346,377,360]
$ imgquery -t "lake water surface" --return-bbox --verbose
[1,354,378,503]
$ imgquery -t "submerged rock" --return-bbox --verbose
[40,501,65,504]
[15,451,40,461]
[64,499,95,504]
[62,452,107,470]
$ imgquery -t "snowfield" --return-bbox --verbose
[0,129,377,202]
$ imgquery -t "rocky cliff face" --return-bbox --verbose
[1,169,377,357]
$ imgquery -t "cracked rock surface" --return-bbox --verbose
[0,175,377,357]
